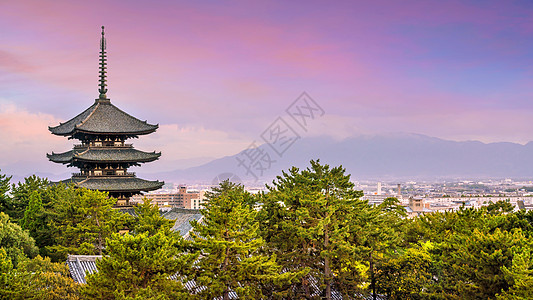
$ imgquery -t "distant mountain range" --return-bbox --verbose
[142,133,533,184]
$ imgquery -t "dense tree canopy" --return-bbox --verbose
[9,175,49,222]
[0,248,79,299]
[46,187,130,260]
[83,198,190,299]
[0,164,532,299]
[259,160,373,299]
[0,170,11,217]
[188,181,302,300]
[0,212,38,267]
[83,231,188,300]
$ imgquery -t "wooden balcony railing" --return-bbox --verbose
[72,172,135,177]
[73,143,133,149]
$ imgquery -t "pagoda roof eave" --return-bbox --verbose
[72,127,158,136]
[49,100,158,136]
[59,176,164,193]
[47,148,161,164]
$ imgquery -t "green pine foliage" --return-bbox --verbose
[188,181,301,300]
[258,160,368,299]
[9,175,48,222]
[15,255,81,299]
[27,183,67,258]
[0,249,80,299]
[83,231,189,300]
[83,196,191,299]
[0,170,12,217]
[350,196,409,300]
[1,164,533,298]
[375,241,435,299]
[46,187,131,260]
[400,206,533,299]
[0,247,18,299]
[21,190,43,232]
[498,246,533,299]
[132,198,175,236]
[0,212,38,267]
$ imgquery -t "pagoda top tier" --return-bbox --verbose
[49,26,158,137]
[48,100,158,136]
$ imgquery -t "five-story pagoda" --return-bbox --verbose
[47,26,164,206]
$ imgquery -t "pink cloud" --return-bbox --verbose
[1,0,532,161]
[0,102,66,174]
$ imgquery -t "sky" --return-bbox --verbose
[1,0,533,178]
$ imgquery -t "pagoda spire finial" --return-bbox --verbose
[98,26,108,100]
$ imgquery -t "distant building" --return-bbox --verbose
[132,185,206,209]
[397,183,402,197]
[405,197,432,218]
[362,194,390,206]
[517,200,533,211]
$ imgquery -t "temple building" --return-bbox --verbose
[47,26,164,206]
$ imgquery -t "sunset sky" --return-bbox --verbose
[1,0,533,177]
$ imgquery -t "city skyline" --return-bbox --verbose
[1,0,533,177]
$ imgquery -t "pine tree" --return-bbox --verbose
[83,231,189,300]
[258,160,367,299]
[28,183,67,258]
[189,181,300,300]
[0,248,17,299]
[21,190,43,232]
[0,250,80,299]
[83,194,192,299]
[47,187,130,260]
[498,246,533,299]
[443,227,529,298]
[407,205,533,299]
[9,175,48,222]
[375,241,435,299]
[487,199,515,215]
[132,198,174,236]
[352,198,407,300]
[0,212,38,267]
[15,255,81,299]
[0,170,12,216]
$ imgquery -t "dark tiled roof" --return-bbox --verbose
[162,208,203,238]
[65,255,346,299]
[48,147,161,164]
[65,255,239,298]
[65,211,347,299]
[49,99,158,136]
[62,176,164,192]
[66,255,100,284]
[119,207,138,217]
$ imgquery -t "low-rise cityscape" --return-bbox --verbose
[136,178,533,215]
[360,179,533,215]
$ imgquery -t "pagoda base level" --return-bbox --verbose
[58,176,164,194]
[55,176,164,208]
[111,192,136,207]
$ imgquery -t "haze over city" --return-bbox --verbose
[1,0,533,181]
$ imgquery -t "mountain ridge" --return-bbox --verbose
[138,133,533,183]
